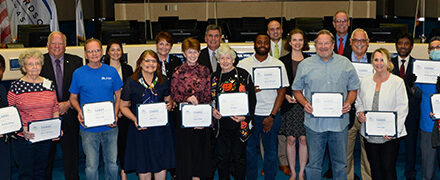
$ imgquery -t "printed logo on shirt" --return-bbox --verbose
[101,77,112,80]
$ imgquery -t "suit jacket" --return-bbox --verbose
[333,33,352,58]
[41,53,83,102]
[120,63,134,83]
[197,47,239,74]
[269,39,289,58]
[279,52,310,115]
[164,54,183,82]
[391,56,422,130]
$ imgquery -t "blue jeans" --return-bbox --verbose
[80,128,118,180]
[246,114,281,180]
[305,126,348,180]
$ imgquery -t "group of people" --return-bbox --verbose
[1,9,440,180]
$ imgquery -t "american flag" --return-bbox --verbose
[0,0,11,47]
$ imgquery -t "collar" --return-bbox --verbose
[336,33,348,41]
[351,51,368,63]
[49,54,65,63]
[252,54,271,64]
[208,48,217,56]
[398,55,410,62]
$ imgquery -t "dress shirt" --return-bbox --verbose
[336,34,348,51]
[351,52,368,63]
[397,55,409,74]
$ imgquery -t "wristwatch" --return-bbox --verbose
[269,113,276,119]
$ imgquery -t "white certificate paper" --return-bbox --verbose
[431,94,440,119]
[218,92,249,116]
[352,62,373,80]
[365,111,397,137]
[0,106,22,135]
[252,66,282,90]
[82,101,115,128]
[181,104,212,128]
[413,60,440,84]
[28,118,62,143]
[137,102,168,127]
[311,93,343,117]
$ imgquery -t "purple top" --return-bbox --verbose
[49,55,64,75]
[171,62,211,104]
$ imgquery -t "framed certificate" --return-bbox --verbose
[82,101,115,128]
[431,94,440,119]
[28,118,62,143]
[217,92,249,117]
[311,92,343,118]
[352,62,373,80]
[0,106,23,135]
[137,102,168,128]
[181,104,212,128]
[364,111,397,137]
[252,66,282,90]
[413,59,440,84]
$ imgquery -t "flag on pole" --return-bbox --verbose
[0,0,11,47]
[76,0,85,43]
[6,0,59,41]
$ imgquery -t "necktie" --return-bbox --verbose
[400,59,406,78]
[161,60,167,76]
[55,59,63,100]
[338,37,344,55]
[211,51,217,72]
[274,44,280,59]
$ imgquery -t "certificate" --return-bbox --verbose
[365,111,397,137]
[181,104,212,128]
[413,59,440,84]
[0,106,22,135]
[28,118,62,143]
[218,92,249,116]
[252,66,282,90]
[137,102,168,128]
[431,94,440,119]
[311,92,343,118]
[82,101,115,128]
[352,62,373,80]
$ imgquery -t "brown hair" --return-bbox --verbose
[284,28,310,51]
[130,50,165,84]
[181,37,200,52]
[155,31,174,46]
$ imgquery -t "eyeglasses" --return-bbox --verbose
[334,19,348,23]
[352,39,368,44]
[429,45,440,50]
[86,49,102,54]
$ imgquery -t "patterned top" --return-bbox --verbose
[8,79,59,136]
[171,62,211,104]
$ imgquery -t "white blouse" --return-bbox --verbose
[355,73,409,140]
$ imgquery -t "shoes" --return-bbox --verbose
[323,169,332,178]
[279,166,292,176]
[354,174,360,180]
[260,169,264,176]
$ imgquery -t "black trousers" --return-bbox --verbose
[364,137,400,180]
[216,128,247,180]
[403,117,420,178]
[0,137,11,180]
[46,109,79,180]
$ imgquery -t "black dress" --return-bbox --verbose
[121,75,175,173]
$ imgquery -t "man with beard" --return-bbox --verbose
[346,28,372,180]
[198,24,238,73]
[292,29,359,180]
[238,33,289,180]
[390,33,421,180]
[333,10,352,58]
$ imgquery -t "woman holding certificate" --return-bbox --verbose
[8,49,60,179]
[171,37,212,180]
[211,44,256,180]
[119,50,175,180]
[278,28,310,180]
[355,48,408,180]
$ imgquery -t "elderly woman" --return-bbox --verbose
[211,45,256,180]
[171,37,212,180]
[104,39,133,180]
[0,54,11,179]
[155,31,182,80]
[8,49,59,179]
[278,28,310,180]
[355,48,408,180]
[119,50,175,180]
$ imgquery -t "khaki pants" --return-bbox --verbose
[346,118,371,180]
[259,135,289,166]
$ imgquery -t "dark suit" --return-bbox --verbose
[41,53,83,180]
[333,33,352,58]
[197,47,239,74]
[391,56,422,179]
[164,54,183,81]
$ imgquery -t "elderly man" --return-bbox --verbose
[390,33,421,180]
[292,29,360,180]
[417,36,440,180]
[198,24,238,73]
[238,33,289,180]
[41,31,83,180]
[333,10,352,58]
[69,38,122,180]
[346,28,372,180]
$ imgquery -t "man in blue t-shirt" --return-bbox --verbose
[69,38,123,180]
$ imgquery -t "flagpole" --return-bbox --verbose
[75,0,78,46]
[413,0,419,39]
